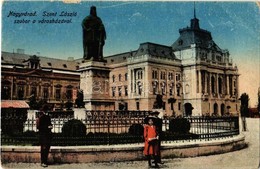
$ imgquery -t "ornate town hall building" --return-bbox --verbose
[1,15,239,116]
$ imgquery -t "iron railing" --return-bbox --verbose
[1,110,239,146]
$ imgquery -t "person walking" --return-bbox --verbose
[143,117,160,168]
[36,105,53,167]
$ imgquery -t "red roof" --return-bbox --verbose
[1,100,29,109]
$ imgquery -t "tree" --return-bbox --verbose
[239,93,249,131]
[153,94,163,109]
[239,93,250,117]
[75,90,84,108]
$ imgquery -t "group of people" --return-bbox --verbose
[36,106,163,168]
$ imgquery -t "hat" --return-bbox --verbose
[144,116,156,124]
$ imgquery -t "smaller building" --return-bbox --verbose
[1,51,81,109]
[1,100,29,134]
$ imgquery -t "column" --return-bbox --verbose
[173,71,176,96]
[205,72,208,94]
[226,75,229,95]
[198,70,202,93]
[216,73,219,96]
[209,72,212,95]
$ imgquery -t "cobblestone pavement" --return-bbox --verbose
[1,118,259,169]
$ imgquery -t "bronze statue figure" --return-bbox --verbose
[82,6,106,61]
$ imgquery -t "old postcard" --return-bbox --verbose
[1,1,259,169]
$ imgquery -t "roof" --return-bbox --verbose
[1,51,81,71]
[171,17,223,53]
[1,100,30,109]
[135,42,177,60]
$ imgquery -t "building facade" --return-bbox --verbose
[1,52,81,109]
[1,15,240,116]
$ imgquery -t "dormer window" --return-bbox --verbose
[47,62,52,66]
[63,64,67,68]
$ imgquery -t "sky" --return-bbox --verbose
[1,1,260,106]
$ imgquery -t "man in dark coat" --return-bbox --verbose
[37,105,52,167]
[82,6,106,61]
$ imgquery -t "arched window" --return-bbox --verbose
[137,70,143,80]
[184,103,193,116]
[211,76,215,93]
[221,104,225,116]
[55,84,62,101]
[1,80,11,100]
[66,85,73,100]
[125,73,128,81]
[218,77,222,94]
[18,85,25,100]
[213,103,218,115]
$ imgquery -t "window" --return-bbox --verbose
[119,74,122,82]
[43,87,49,99]
[177,86,181,96]
[153,81,158,95]
[112,75,115,83]
[18,85,25,100]
[152,70,158,79]
[1,81,11,100]
[178,102,181,110]
[118,86,122,97]
[137,70,143,80]
[136,102,140,110]
[211,76,215,93]
[176,74,181,81]
[63,64,67,68]
[55,88,61,100]
[161,82,166,95]
[138,82,142,95]
[169,88,173,96]
[125,73,128,81]
[161,71,166,80]
[125,86,128,96]
[171,102,174,110]
[112,87,116,97]
[168,72,173,80]
[218,77,222,94]
[31,86,37,97]
[66,89,72,100]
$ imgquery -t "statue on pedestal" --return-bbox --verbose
[82,6,106,61]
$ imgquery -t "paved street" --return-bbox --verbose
[1,118,259,169]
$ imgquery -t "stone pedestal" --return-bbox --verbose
[79,60,115,110]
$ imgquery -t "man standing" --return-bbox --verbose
[37,105,52,167]
[82,6,106,61]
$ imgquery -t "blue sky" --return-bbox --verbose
[1,1,260,106]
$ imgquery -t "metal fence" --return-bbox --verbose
[1,110,239,146]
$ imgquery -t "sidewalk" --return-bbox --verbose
[1,118,259,169]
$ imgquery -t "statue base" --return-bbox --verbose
[79,61,115,111]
